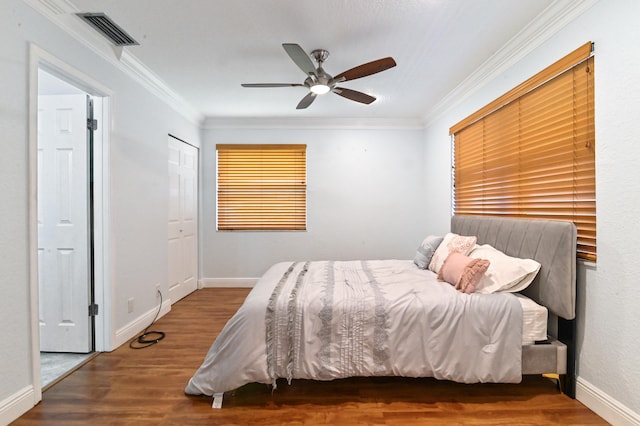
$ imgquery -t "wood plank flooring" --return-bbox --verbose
[14,288,608,425]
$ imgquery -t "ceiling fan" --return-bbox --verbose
[241,43,397,109]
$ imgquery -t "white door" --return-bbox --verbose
[168,137,198,304]
[38,94,92,353]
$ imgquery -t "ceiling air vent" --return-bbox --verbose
[76,13,139,46]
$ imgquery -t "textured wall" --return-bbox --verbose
[422,0,640,419]
[0,1,201,421]
[201,127,428,279]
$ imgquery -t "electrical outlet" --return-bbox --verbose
[127,297,134,313]
[155,284,161,297]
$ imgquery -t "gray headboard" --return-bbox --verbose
[451,215,576,320]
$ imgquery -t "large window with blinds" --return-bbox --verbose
[450,42,595,261]
[216,144,306,231]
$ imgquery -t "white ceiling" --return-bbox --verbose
[65,0,559,123]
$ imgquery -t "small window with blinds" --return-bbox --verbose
[450,42,596,261]
[216,144,306,231]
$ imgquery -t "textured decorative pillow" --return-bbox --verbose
[469,244,541,294]
[413,235,444,269]
[437,252,490,294]
[428,233,477,274]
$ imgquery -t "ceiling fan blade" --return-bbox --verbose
[334,57,397,82]
[241,83,305,88]
[282,43,318,77]
[333,87,376,104]
[296,92,316,109]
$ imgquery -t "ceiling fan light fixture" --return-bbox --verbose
[310,83,330,95]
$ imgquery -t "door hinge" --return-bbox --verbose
[87,118,98,131]
[88,303,99,316]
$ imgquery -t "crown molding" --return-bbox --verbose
[36,0,76,15]
[25,0,599,131]
[117,50,203,123]
[22,0,204,125]
[202,116,426,130]
[421,0,600,128]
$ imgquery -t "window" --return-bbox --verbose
[216,144,306,231]
[450,42,595,261]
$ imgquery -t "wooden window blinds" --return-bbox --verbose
[216,144,307,231]
[450,42,595,261]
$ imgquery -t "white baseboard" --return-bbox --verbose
[199,278,258,288]
[576,376,640,426]
[113,299,171,350]
[0,385,37,425]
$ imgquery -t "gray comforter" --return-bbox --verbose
[185,260,523,397]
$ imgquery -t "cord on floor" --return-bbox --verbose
[129,289,166,349]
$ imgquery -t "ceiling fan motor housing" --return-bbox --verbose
[311,49,330,63]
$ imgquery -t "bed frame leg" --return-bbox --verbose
[558,317,576,398]
[543,373,563,393]
[557,374,565,393]
[212,392,224,409]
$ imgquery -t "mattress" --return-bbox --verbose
[514,293,548,345]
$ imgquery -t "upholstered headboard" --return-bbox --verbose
[451,215,577,320]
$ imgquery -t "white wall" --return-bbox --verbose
[422,0,640,423]
[4,0,639,424]
[201,127,427,279]
[0,1,201,422]
[0,2,32,416]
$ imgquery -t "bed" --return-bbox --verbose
[185,215,577,408]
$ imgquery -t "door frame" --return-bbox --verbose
[28,44,113,402]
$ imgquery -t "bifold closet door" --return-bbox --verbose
[168,137,198,304]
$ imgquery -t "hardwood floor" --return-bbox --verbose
[14,288,608,425]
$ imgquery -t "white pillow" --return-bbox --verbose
[428,233,477,274]
[469,244,541,294]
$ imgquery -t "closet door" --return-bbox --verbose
[168,137,198,304]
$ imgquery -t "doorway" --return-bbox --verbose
[37,70,95,388]
[30,48,112,398]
